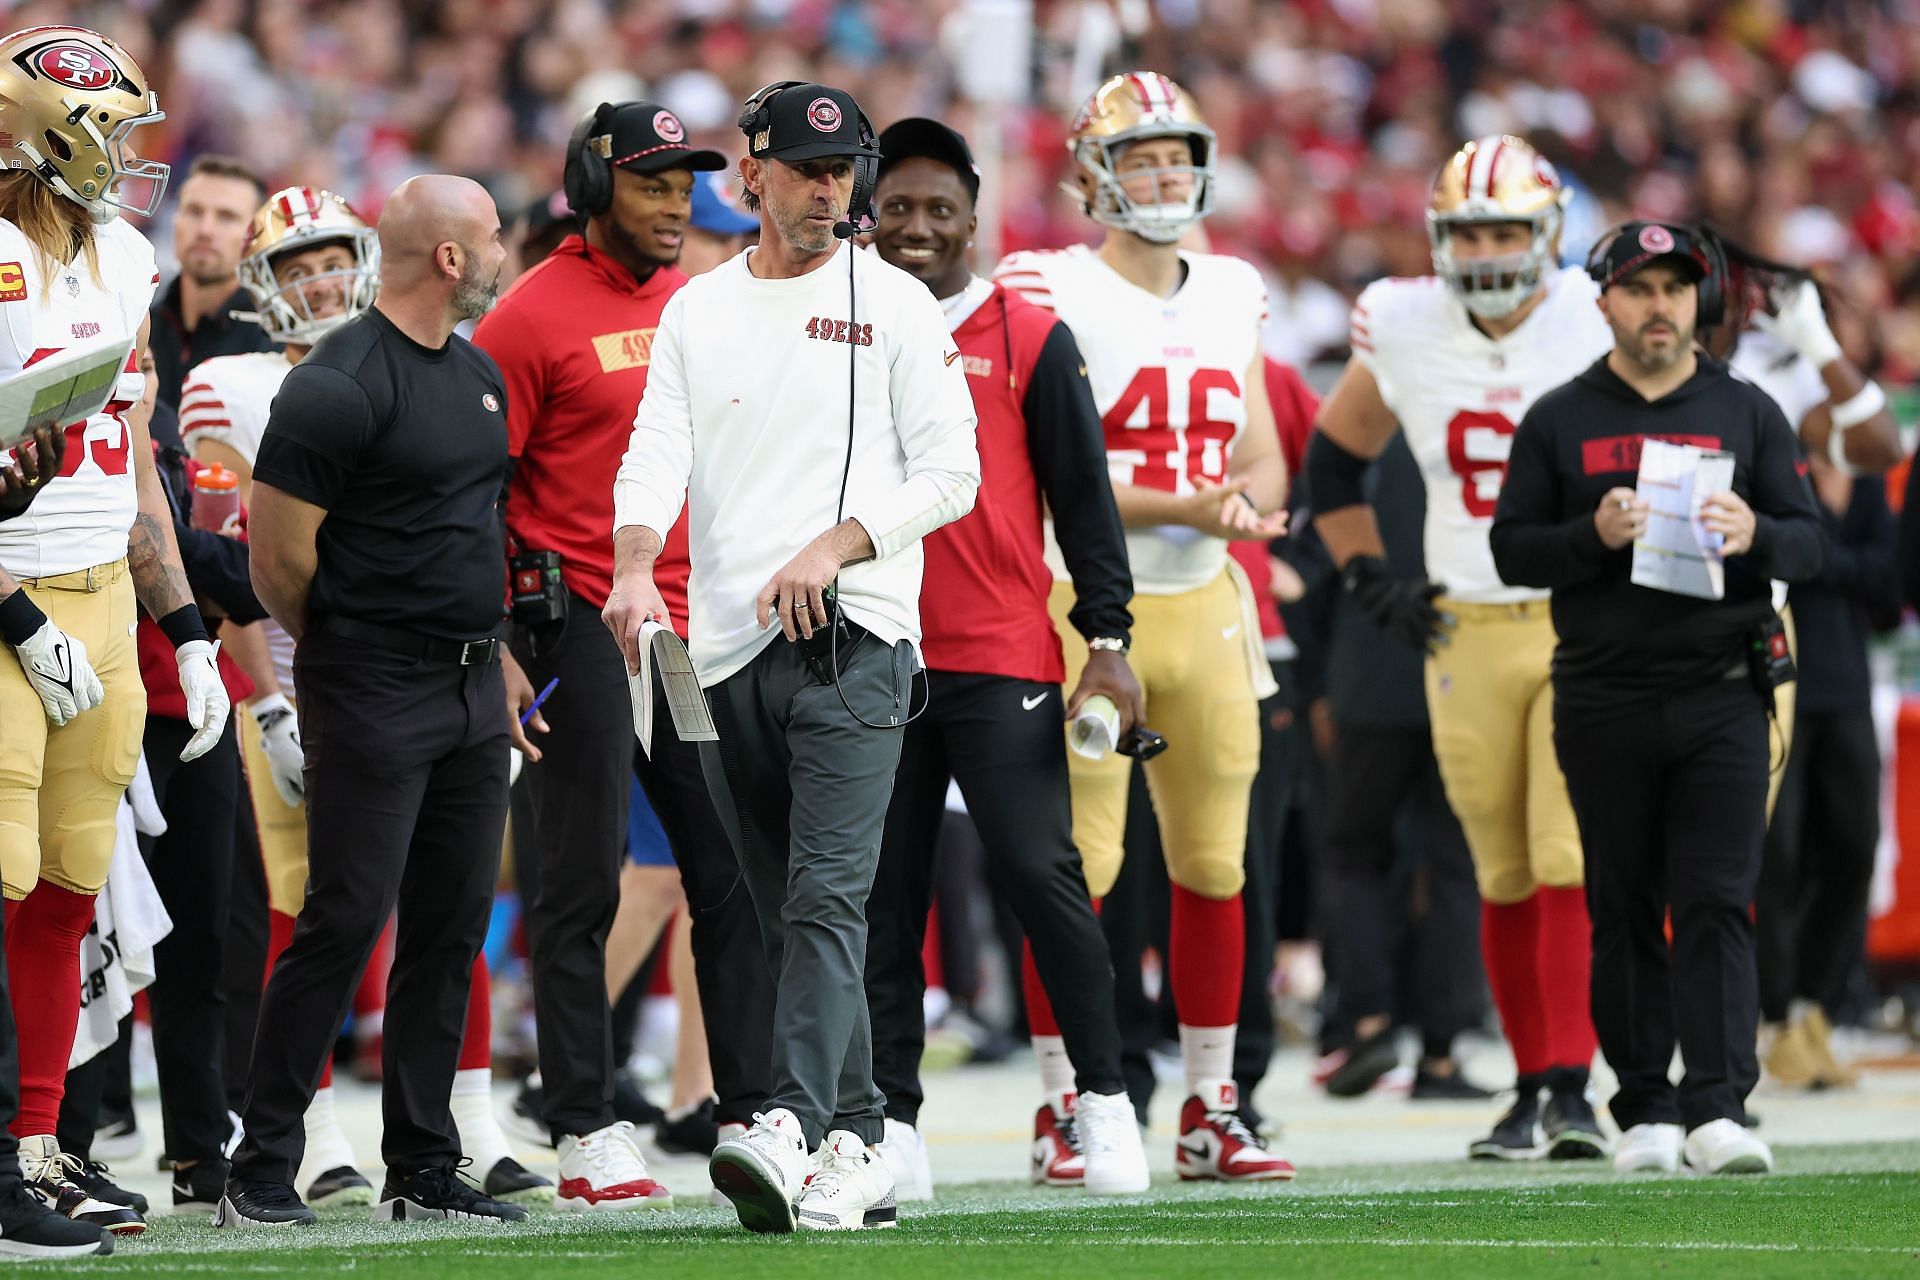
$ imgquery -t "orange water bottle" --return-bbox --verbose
[191,463,241,535]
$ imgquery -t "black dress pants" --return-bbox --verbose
[1555,675,1770,1132]
[867,670,1124,1126]
[233,633,507,1184]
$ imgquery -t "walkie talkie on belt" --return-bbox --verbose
[795,584,851,686]
[510,550,567,628]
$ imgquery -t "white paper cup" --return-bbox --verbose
[1070,694,1120,760]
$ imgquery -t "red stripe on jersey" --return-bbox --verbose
[180,418,233,433]
[1579,433,1720,476]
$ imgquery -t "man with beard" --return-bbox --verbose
[1491,221,1824,1178]
[218,175,525,1227]
[473,101,773,1212]
[149,156,274,440]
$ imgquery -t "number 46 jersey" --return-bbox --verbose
[1354,265,1610,603]
[995,244,1264,595]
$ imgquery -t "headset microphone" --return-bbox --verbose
[833,220,856,240]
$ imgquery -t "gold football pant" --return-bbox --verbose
[0,560,145,899]
[1048,570,1261,901]
[240,693,310,915]
[1424,600,1583,904]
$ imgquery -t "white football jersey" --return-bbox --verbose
[995,244,1264,595]
[180,350,297,696]
[1355,266,1612,603]
[0,216,157,579]
[1730,329,1826,435]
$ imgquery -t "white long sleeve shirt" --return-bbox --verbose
[614,240,980,687]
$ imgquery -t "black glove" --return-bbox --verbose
[1341,555,1452,653]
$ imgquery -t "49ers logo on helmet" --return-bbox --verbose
[653,110,685,144]
[807,97,842,133]
[1638,224,1675,254]
[1532,154,1559,188]
[36,43,115,90]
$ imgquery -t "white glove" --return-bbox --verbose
[250,692,305,806]
[175,638,231,763]
[10,619,105,726]
[1755,278,1843,370]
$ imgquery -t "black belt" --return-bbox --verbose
[314,615,503,666]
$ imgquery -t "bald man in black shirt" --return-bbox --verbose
[223,175,526,1229]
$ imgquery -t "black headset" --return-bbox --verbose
[1585,221,1728,329]
[563,102,616,219]
[736,80,880,235]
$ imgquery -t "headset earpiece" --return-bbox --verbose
[1695,230,1728,329]
[563,102,615,219]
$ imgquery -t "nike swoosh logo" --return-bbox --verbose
[944,350,961,366]
[1021,693,1047,711]
[1220,624,1240,640]
[1178,1139,1213,1160]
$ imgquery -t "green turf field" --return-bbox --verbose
[50,1143,1920,1277]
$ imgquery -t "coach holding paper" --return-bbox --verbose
[1490,222,1823,1180]
[605,81,977,1234]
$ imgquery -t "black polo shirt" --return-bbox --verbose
[253,307,509,640]
[148,277,278,442]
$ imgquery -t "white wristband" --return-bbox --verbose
[1829,380,1885,431]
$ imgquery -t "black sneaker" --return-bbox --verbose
[1468,1076,1544,1160]
[1411,1066,1495,1102]
[503,1083,555,1150]
[305,1165,375,1208]
[612,1073,666,1129]
[655,1099,720,1157]
[69,1161,147,1216]
[0,1180,112,1258]
[214,1178,317,1228]
[374,1165,527,1224]
[467,1157,554,1205]
[1324,1028,1400,1099]
[1542,1067,1609,1160]
[172,1158,231,1212]
[93,1108,141,1163]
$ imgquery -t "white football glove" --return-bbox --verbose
[1755,278,1843,370]
[250,692,305,806]
[175,638,231,763]
[10,619,105,726]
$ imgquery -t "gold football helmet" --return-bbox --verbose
[236,186,380,346]
[1065,72,1216,244]
[0,26,167,223]
[1427,135,1568,318]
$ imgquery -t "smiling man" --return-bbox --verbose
[470,101,762,1215]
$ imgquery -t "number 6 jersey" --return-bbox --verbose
[995,243,1264,595]
[1352,265,1610,603]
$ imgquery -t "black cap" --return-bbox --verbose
[1588,221,1711,290]
[599,102,727,174]
[876,118,980,201]
[745,83,879,163]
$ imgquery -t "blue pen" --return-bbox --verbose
[520,677,559,727]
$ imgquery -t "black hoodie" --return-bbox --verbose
[1490,353,1824,712]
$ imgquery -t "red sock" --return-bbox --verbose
[1022,941,1060,1037]
[1481,894,1550,1077]
[265,910,330,1089]
[459,952,492,1072]
[1169,885,1243,1029]
[6,884,97,1137]
[1537,885,1597,1070]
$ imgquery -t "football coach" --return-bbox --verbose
[605,81,977,1233]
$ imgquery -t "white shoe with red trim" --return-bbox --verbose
[1175,1081,1295,1182]
[555,1121,674,1211]
[1030,1092,1085,1186]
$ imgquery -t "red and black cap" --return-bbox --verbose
[876,118,980,201]
[744,83,880,164]
[598,102,727,174]
[1588,221,1712,289]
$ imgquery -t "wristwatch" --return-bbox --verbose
[1088,636,1129,655]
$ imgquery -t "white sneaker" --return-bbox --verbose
[710,1109,810,1234]
[709,1123,746,1208]
[555,1121,674,1211]
[1683,1119,1773,1175]
[873,1118,933,1203]
[1613,1123,1683,1173]
[1075,1091,1150,1195]
[795,1131,897,1231]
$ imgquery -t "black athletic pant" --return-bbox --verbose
[225,785,269,1115]
[1234,658,1298,1103]
[1758,708,1880,1023]
[867,670,1124,1126]
[233,633,507,1185]
[513,593,774,1139]
[1322,721,1482,1046]
[1555,675,1769,1132]
[632,667,775,1130]
[0,903,19,1192]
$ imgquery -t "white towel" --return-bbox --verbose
[70,755,173,1069]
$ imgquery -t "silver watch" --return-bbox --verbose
[1088,637,1129,655]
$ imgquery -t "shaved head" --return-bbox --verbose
[375,174,506,323]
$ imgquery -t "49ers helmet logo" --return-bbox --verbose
[653,110,685,143]
[1638,224,1675,253]
[807,97,842,132]
[35,43,116,90]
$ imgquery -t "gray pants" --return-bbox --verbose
[699,625,912,1147]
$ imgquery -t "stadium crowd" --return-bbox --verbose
[0,0,1915,1259]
